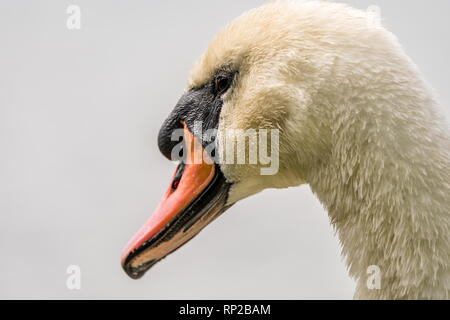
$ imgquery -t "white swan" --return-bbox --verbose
[121,1,450,299]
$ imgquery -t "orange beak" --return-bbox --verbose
[121,123,231,278]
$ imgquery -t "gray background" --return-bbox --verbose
[0,0,448,299]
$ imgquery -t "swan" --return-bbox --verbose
[121,1,450,299]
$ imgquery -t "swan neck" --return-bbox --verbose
[306,84,450,299]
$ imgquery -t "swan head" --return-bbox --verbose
[121,1,408,278]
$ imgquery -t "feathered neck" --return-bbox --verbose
[305,61,450,299]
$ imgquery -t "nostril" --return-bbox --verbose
[171,163,185,191]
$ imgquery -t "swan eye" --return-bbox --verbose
[214,75,231,94]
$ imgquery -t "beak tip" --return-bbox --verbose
[121,255,158,280]
[122,263,143,280]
